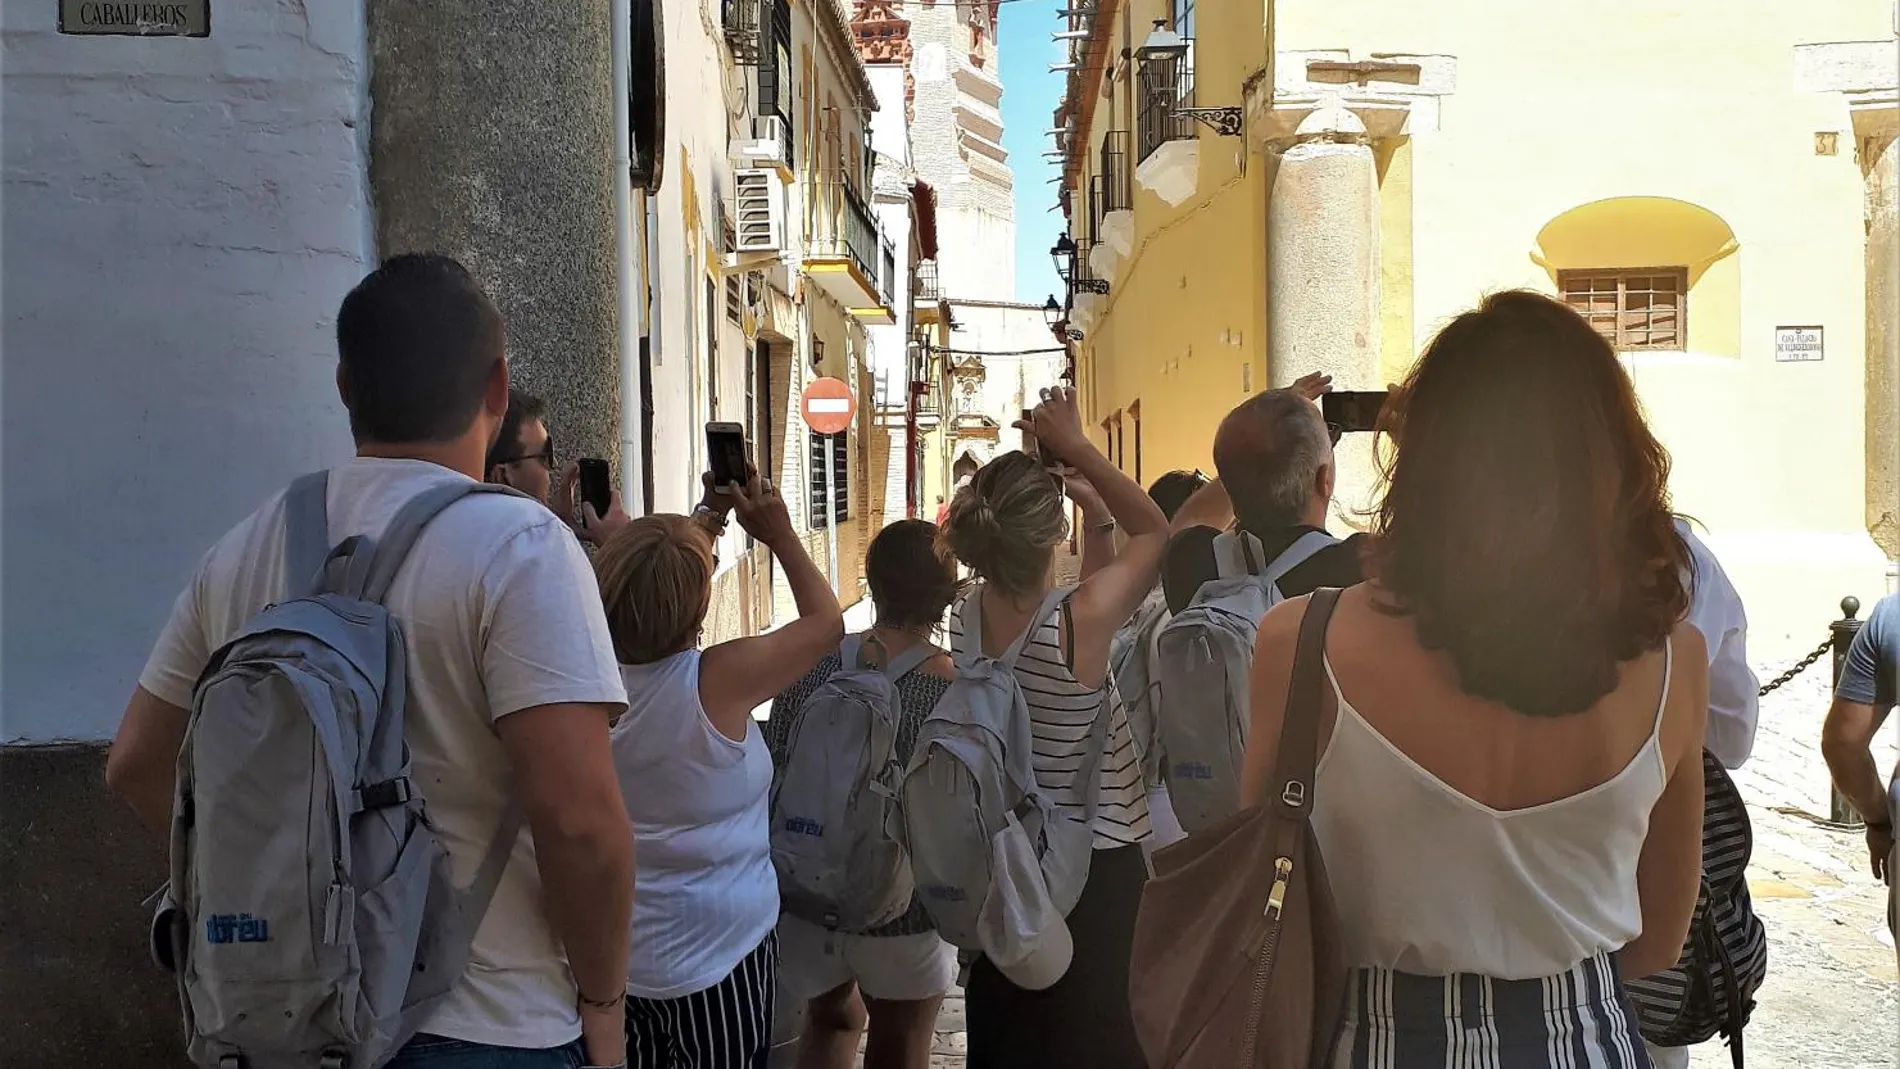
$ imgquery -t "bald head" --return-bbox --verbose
[1212,389,1334,531]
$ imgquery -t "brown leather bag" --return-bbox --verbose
[1128,587,1347,1069]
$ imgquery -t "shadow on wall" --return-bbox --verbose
[0,745,191,1067]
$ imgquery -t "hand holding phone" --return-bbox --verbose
[1320,391,1389,436]
[576,458,613,521]
[706,422,749,492]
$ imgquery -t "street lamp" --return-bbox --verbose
[1042,295,1062,327]
[1050,234,1077,285]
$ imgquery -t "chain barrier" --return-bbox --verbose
[1757,635,1836,697]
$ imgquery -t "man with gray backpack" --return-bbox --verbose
[106,255,636,1069]
[1152,380,1367,833]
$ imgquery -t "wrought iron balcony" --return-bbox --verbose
[805,181,894,319]
[1098,130,1132,217]
[1138,60,1196,163]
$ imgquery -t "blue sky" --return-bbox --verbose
[996,0,1064,305]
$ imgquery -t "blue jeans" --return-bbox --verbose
[385,1034,608,1069]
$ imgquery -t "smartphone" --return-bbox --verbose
[706,421,749,489]
[1022,407,1062,467]
[576,458,613,520]
[1321,390,1389,435]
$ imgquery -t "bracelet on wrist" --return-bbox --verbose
[578,988,625,1012]
[1087,519,1116,532]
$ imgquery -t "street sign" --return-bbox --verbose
[60,0,209,36]
[801,376,856,434]
[1775,325,1824,363]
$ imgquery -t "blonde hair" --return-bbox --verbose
[939,450,1067,597]
[595,514,716,664]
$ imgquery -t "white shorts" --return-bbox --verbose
[777,913,958,1003]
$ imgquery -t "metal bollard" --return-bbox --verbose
[1830,596,1865,826]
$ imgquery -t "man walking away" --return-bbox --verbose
[1823,593,1900,965]
[106,254,636,1069]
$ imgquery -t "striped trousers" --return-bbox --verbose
[1330,953,1653,1069]
[626,934,777,1069]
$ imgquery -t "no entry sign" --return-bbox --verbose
[801,377,856,435]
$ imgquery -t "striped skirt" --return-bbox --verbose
[1330,953,1653,1069]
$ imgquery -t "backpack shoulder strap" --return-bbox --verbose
[999,587,1072,671]
[882,642,939,682]
[283,471,333,599]
[1261,530,1339,588]
[1268,587,1341,821]
[841,634,867,670]
[347,481,528,603]
[1209,530,1264,579]
[952,588,982,659]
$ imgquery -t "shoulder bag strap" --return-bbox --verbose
[1269,587,1342,821]
[282,471,333,599]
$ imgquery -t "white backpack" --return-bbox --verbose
[770,635,938,932]
[151,473,524,1069]
[1108,591,1170,785]
[1153,530,1336,834]
[896,588,1103,956]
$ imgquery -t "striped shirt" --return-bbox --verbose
[765,649,951,938]
[949,590,1152,848]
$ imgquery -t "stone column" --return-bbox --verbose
[1267,102,1382,522]
[366,1,623,464]
[1867,131,1899,560]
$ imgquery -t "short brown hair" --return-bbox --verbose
[939,451,1066,597]
[867,520,959,629]
[595,515,716,664]
[1369,290,1689,717]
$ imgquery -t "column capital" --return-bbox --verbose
[1248,51,1457,150]
[1794,40,1900,140]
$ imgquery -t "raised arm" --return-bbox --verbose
[699,472,844,738]
[1021,386,1167,686]
[1064,469,1117,580]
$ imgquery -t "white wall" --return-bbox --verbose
[2,3,370,742]
[945,301,1066,457]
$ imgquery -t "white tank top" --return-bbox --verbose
[610,651,778,998]
[1310,642,1672,980]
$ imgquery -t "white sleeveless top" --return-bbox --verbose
[611,651,778,998]
[1310,643,1672,980]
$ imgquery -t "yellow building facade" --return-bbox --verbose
[1057,0,1899,653]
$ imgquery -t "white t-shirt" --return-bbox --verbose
[139,458,627,1049]
[1676,521,1759,769]
[611,651,778,999]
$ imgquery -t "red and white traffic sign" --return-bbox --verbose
[801,376,857,435]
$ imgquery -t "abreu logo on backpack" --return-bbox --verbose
[1623,751,1768,1069]
[896,587,1103,982]
[1154,530,1336,834]
[771,635,939,932]
[151,473,525,1069]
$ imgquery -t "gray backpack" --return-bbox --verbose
[1108,592,1171,786]
[897,588,1103,952]
[771,635,939,932]
[151,472,525,1069]
[1153,530,1336,834]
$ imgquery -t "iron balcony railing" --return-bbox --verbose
[810,181,887,302]
[723,0,760,63]
[1137,60,1196,163]
[1098,130,1132,217]
[915,259,941,304]
[880,234,897,307]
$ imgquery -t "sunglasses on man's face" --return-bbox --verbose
[1325,424,1344,446]
[497,437,556,469]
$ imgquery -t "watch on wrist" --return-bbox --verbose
[692,504,728,529]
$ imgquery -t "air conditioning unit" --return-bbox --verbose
[734,169,785,253]
[731,114,792,172]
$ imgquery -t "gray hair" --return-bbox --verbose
[1213,389,1331,530]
